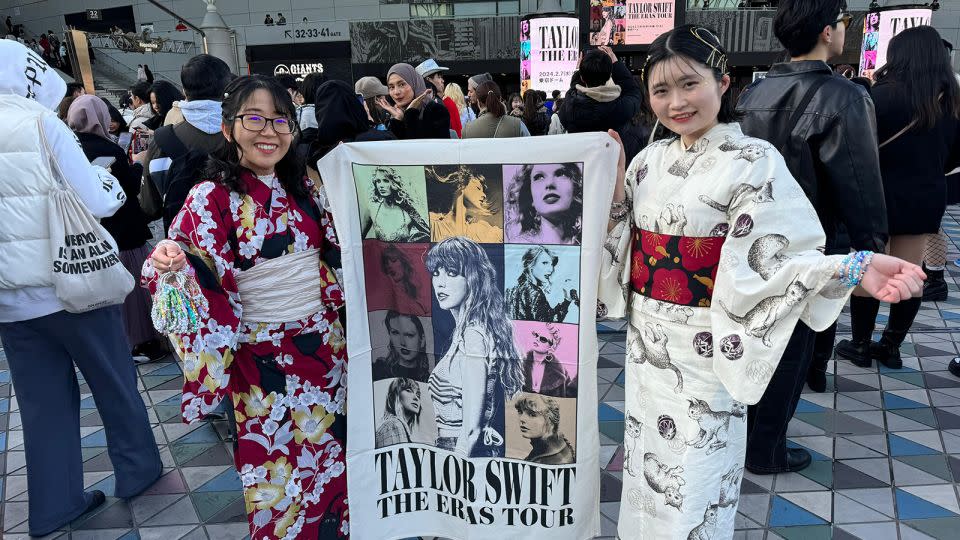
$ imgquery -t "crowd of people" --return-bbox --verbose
[2,0,960,538]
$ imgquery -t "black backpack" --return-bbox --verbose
[153,125,210,233]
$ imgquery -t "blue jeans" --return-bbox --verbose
[0,306,162,535]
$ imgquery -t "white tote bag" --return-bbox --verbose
[39,120,134,313]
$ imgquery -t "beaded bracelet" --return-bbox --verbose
[610,196,632,222]
[839,251,874,287]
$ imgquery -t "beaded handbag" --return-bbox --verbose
[151,270,207,334]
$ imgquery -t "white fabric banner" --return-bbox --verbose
[318,134,618,540]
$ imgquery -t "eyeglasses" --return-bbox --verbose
[233,114,295,134]
[836,13,853,29]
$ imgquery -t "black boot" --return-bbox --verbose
[949,358,960,378]
[875,296,922,370]
[922,266,948,302]
[807,323,837,392]
[836,296,880,367]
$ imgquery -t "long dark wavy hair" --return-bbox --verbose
[516,245,558,290]
[382,311,429,371]
[425,237,523,399]
[380,246,419,300]
[206,75,307,198]
[874,25,960,131]
[369,165,430,232]
[507,163,583,242]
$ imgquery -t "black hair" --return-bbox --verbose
[642,24,740,125]
[875,26,960,130]
[130,81,151,102]
[551,89,561,99]
[365,95,390,125]
[275,73,299,92]
[850,76,872,93]
[522,89,542,126]
[148,80,184,121]
[476,80,506,118]
[507,92,522,110]
[299,72,328,105]
[207,75,308,198]
[101,97,128,134]
[773,0,847,58]
[507,164,583,242]
[181,54,234,101]
[64,82,84,98]
[579,49,614,87]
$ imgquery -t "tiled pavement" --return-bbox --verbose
[3,214,960,539]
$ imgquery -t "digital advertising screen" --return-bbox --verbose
[521,15,580,97]
[589,0,675,46]
[859,8,932,79]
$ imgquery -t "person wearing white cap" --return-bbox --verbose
[416,58,463,137]
[416,58,449,91]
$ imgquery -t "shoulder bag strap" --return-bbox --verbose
[879,120,917,149]
[492,115,504,138]
[36,116,70,191]
[780,75,831,148]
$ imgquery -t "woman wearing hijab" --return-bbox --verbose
[378,63,451,140]
[66,95,167,362]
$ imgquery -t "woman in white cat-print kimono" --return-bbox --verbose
[599,26,925,540]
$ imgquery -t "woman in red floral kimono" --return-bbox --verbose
[144,75,349,539]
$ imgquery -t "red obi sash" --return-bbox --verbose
[630,228,725,308]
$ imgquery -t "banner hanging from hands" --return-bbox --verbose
[522,15,579,97]
[318,134,618,539]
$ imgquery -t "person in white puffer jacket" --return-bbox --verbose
[0,40,161,537]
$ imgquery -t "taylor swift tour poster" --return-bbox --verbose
[318,134,618,539]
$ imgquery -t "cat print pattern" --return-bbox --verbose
[599,123,859,539]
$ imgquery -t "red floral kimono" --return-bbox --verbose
[144,172,348,539]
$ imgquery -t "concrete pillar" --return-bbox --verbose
[200,0,238,74]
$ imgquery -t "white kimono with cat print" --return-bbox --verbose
[600,123,854,540]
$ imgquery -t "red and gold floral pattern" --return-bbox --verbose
[144,172,349,540]
[630,228,724,307]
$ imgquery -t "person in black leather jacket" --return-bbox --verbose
[736,0,888,476]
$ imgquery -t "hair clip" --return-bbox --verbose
[640,52,658,83]
[691,26,729,74]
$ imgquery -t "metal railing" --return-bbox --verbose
[86,31,197,54]
[91,47,178,96]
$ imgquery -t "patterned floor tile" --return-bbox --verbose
[833,493,892,524]
[895,488,959,520]
[902,517,960,539]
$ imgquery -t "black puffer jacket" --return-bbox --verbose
[737,61,887,254]
[557,60,643,161]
